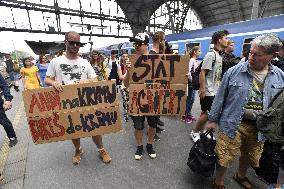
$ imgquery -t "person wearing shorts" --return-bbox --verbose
[207,34,284,189]
[190,30,229,142]
[124,33,158,160]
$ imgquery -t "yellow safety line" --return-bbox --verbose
[0,102,24,174]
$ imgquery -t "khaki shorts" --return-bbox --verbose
[215,121,264,168]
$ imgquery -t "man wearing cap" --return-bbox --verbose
[124,33,158,160]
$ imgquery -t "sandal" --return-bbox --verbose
[233,173,255,189]
[0,173,4,183]
[212,178,226,189]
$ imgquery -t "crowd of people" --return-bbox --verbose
[0,30,283,189]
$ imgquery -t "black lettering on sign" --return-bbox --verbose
[132,55,152,82]
[166,55,180,77]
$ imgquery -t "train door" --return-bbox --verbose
[242,37,255,57]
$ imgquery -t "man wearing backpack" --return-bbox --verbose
[190,30,229,142]
[207,34,284,189]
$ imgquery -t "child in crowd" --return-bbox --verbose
[183,46,201,124]
[20,57,41,90]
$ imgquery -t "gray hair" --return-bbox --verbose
[251,34,283,54]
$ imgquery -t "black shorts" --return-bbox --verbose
[131,116,158,130]
[200,96,215,112]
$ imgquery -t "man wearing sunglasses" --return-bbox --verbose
[45,31,111,165]
[124,33,158,160]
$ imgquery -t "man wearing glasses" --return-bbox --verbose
[124,33,158,160]
[45,31,111,165]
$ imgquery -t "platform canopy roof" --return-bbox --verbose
[116,0,284,34]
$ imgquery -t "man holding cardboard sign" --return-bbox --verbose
[45,31,111,165]
[124,33,188,160]
[124,33,158,160]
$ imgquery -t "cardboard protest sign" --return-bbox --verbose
[27,106,121,144]
[22,80,122,144]
[129,54,189,84]
[128,54,189,116]
[129,84,187,116]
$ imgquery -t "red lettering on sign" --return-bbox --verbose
[29,91,61,114]
[29,94,43,113]
[130,90,138,114]
[169,90,175,114]
[147,90,153,113]
[28,113,65,142]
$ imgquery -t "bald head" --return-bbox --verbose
[65,31,81,55]
[65,31,80,41]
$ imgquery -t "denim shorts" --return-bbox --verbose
[131,116,158,130]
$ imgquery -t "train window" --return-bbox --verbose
[170,44,179,54]
[186,42,200,53]
[244,38,255,44]
[242,37,255,57]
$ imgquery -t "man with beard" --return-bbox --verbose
[45,31,111,165]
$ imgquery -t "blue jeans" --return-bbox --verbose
[185,80,196,116]
[0,105,16,139]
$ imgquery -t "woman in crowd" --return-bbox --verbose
[90,50,105,81]
[117,51,130,122]
[37,55,49,87]
[20,57,41,90]
[183,46,201,124]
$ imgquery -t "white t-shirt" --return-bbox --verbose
[188,58,199,82]
[201,49,223,96]
[46,55,96,85]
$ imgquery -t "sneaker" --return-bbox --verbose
[98,148,111,163]
[157,118,164,126]
[190,130,200,143]
[154,134,161,141]
[156,127,165,133]
[135,145,144,160]
[181,115,186,121]
[191,116,197,121]
[146,144,156,159]
[72,147,84,165]
[185,117,193,124]
[0,173,4,183]
[9,137,18,147]
[123,116,129,122]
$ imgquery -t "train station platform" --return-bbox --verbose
[0,86,282,189]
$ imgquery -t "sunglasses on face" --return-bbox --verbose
[133,43,145,47]
[67,40,83,47]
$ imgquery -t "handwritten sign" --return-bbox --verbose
[129,54,189,84]
[128,54,189,116]
[22,80,122,144]
[129,84,186,115]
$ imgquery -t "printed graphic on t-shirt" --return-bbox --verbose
[60,64,86,80]
[213,62,222,87]
[246,79,264,110]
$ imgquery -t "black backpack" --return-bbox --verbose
[256,89,284,144]
[191,51,216,90]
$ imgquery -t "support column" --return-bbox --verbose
[251,0,259,19]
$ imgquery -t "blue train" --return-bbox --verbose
[166,14,284,59]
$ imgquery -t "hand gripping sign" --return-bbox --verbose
[128,54,189,116]
[22,80,122,144]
